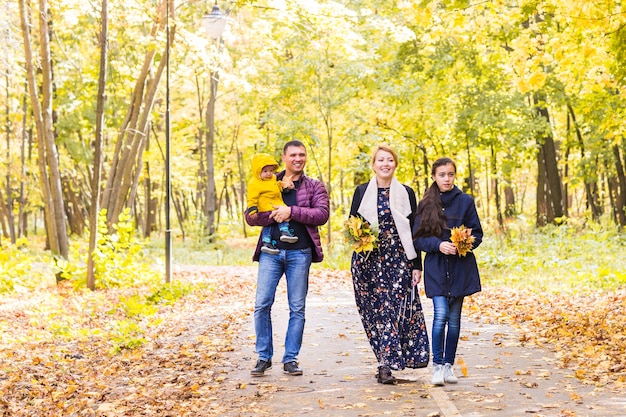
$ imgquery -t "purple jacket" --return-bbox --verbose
[245,171,329,262]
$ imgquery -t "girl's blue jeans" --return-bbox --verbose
[431,295,465,365]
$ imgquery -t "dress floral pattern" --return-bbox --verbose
[351,188,430,369]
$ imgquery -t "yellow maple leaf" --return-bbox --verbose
[344,215,378,254]
[450,225,475,257]
[457,357,468,377]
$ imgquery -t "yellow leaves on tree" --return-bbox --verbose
[450,225,475,257]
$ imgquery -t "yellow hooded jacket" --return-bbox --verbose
[246,153,285,215]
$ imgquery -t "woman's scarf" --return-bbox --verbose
[357,177,418,260]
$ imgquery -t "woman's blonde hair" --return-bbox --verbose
[371,144,399,165]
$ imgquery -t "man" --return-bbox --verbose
[245,140,330,377]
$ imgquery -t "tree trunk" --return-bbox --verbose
[491,145,503,228]
[567,102,599,220]
[534,92,564,224]
[172,190,185,240]
[87,0,108,290]
[39,0,69,259]
[145,175,158,237]
[4,72,16,243]
[0,189,10,241]
[101,0,171,230]
[62,175,87,235]
[504,185,515,217]
[502,152,516,217]
[536,145,548,226]
[193,73,206,224]
[236,143,247,237]
[19,0,69,262]
[465,134,476,197]
[204,70,218,239]
[613,143,626,226]
[18,82,29,238]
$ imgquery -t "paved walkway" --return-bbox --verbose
[218,276,626,416]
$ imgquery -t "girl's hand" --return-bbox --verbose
[439,241,457,255]
[412,269,422,286]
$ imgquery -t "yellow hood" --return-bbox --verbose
[252,153,279,179]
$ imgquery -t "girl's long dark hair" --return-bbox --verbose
[413,157,456,239]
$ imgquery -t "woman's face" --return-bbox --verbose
[372,150,397,184]
[433,163,456,192]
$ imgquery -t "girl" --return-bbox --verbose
[413,157,483,386]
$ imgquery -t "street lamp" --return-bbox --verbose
[165,1,226,284]
[201,3,228,40]
[200,2,227,239]
[165,0,172,284]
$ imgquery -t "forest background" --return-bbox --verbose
[1,0,626,413]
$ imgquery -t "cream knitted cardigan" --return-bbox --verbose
[356,177,418,260]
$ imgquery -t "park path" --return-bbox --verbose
[211,267,626,417]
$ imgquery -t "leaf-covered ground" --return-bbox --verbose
[1,266,625,416]
[466,287,626,388]
[0,266,259,416]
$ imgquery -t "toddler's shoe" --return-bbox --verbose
[261,241,279,255]
[279,229,298,243]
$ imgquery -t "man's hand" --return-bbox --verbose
[270,205,292,223]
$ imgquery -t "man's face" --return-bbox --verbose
[282,145,307,176]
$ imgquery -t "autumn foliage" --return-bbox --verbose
[0,267,258,416]
[343,215,379,254]
[466,287,626,388]
[450,225,475,257]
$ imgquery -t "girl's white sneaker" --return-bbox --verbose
[444,363,458,384]
[431,364,445,386]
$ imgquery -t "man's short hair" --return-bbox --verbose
[283,140,306,153]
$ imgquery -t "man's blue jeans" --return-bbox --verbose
[431,295,465,365]
[254,248,312,364]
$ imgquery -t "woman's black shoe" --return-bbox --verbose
[377,365,397,384]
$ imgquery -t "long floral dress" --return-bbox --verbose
[351,188,430,370]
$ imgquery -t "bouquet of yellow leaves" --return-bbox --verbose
[344,215,378,254]
[450,225,475,257]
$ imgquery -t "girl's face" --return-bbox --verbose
[372,150,397,184]
[260,165,276,180]
[433,163,456,192]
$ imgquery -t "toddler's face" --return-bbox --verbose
[261,165,276,180]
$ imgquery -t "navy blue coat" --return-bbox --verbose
[413,186,482,298]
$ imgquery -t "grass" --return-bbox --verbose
[155,218,626,294]
[478,219,626,293]
[2,219,625,294]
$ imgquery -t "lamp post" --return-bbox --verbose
[165,1,226,283]
[165,0,172,284]
[200,3,227,239]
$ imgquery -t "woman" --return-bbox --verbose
[349,144,429,385]
[413,157,483,386]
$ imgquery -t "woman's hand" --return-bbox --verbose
[411,269,422,286]
[439,241,457,255]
